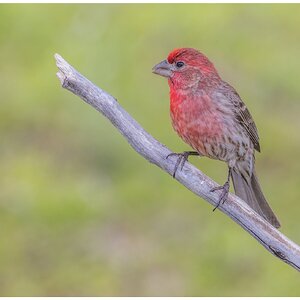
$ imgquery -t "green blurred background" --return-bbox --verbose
[1,4,300,296]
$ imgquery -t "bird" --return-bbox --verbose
[152,47,280,228]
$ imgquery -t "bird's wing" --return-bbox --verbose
[223,83,261,152]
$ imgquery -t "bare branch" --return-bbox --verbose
[55,53,300,272]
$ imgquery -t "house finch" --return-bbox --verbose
[152,48,280,228]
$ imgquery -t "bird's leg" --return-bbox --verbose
[166,151,200,178]
[211,167,232,211]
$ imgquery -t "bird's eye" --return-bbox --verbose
[175,61,185,68]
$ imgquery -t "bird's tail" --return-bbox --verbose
[231,168,281,228]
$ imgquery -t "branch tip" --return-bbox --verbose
[56,71,65,86]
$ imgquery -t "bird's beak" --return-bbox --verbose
[152,59,172,78]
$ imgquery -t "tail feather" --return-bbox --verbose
[231,168,281,228]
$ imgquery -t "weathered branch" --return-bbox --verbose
[55,53,300,272]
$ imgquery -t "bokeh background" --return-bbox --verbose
[1,4,300,296]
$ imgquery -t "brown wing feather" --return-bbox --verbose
[235,103,260,152]
[222,83,260,152]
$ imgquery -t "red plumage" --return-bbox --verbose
[153,48,280,228]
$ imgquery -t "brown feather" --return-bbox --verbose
[221,83,261,152]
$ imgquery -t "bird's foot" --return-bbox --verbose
[166,151,199,178]
[211,181,230,211]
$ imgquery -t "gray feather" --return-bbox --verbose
[231,168,280,228]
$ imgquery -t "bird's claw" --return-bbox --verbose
[211,181,230,211]
[166,152,188,178]
[166,151,199,178]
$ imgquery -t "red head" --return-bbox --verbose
[152,48,220,89]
